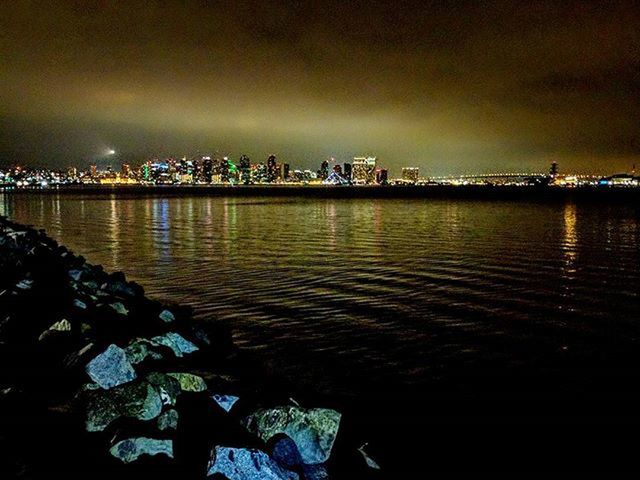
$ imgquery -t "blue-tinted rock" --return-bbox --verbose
[85,344,137,390]
[68,269,83,281]
[212,393,240,413]
[207,446,298,480]
[302,464,330,480]
[124,340,163,365]
[244,407,341,465]
[149,333,198,357]
[157,409,179,430]
[110,437,173,463]
[16,279,33,290]
[358,444,381,470]
[159,309,175,323]
[73,299,87,310]
[271,435,303,469]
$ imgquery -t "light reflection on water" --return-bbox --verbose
[2,193,640,396]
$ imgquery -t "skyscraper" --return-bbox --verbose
[351,157,377,184]
[343,163,352,182]
[239,155,251,184]
[375,168,388,185]
[267,155,277,183]
[319,160,329,180]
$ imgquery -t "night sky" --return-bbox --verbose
[1,1,639,175]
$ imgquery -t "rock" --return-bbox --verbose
[358,444,381,470]
[124,340,163,365]
[167,372,207,392]
[38,319,72,341]
[159,309,175,323]
[68,269,83,281]
[64,342,94,369]
[270,435,303,469]
[15,279,33,290]
[110,302,129,316]
[207,446,298,480]
[157,409,179,430]
[85,381,163,432]
[146,372,182,406]
[85,344,137,390]
[73,299,87,310]
[243,407,341,465]
[148,332,198,358]
[302,464,330,480]
[110,437,173,463]
[212,393,240,413]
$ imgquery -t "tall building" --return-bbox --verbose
[220,157,229,182]
[332,164,343,176]
[279,163,290,181]
[90,165,98,178]
[376,168,388,185]
[202,157,213,183]
[402,167,420,184]
[352,156,377,184]
[267,155,277,183]
[318,160,329,180]
[239,155,251,184]
[549,161,558,177]
[121,163,131,177]
[343,163,352,181]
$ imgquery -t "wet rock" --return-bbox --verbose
[15,279,33,290]
[159,309,175,323]
[85,344,137,390]
[167,372,207,392]
[73,299,87,310]
[157,409,179,430]
[244,407,341,465]
[148,332,198,358]
[85,381,163,431]
[64,342,94,369]
[212,393,240,413]
[68,269,83,281]
[146,372,182,406]
[207,446,298,480]
[302,464,329,480]
[110,437,173,463]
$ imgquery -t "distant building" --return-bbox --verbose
[202,157,213,183]
[375,168,388,185]
[352,156,377,184]
[402,167,419,184]
[549,161,558,177]
[90,165,97,178]
[279,163,290,181]
[319,160,329,180]
[267,155,277,183]
[343,163,352,181]
[239,155,251,184]
[220,157,229,182]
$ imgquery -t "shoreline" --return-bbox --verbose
[3,184,640,202]
[0,216,374,479]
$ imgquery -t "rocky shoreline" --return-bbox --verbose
[0,216,380,479]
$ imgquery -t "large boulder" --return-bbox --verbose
[167,372,207,392]
[85,344,137,389]
[207,446,298,480]
[243,407,341,465]
[148,332,199,358]
[110,437,173,463]
[85,381,163,431]
[146,372,182,406]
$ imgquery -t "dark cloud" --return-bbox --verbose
[1,0,639,174]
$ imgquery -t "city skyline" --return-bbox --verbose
[2,1,639,174]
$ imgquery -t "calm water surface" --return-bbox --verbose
[3,193,640,469]
[2,193,639,392]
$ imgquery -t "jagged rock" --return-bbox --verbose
[243,407,341,465]
[110,302,129,316]
[148,332,198,358]
[358,444,381,470]
[157,409,179,430]
[85,381,163,431]
[38,319,71,341]
[146,372,182,406]
[68,269,83,281]
[110,437,173,463]
[124,340,163,365]
[270,435,303,469]
[212,394,240,413]
[302,464,329,480]
[64,342,94,369]
[159,309,175,323]
[207,446,298,480]
[85,344,137,390]
[167,372,207,392]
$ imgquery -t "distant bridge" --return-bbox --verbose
[428,172,547,181]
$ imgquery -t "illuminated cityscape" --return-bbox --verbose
[1,155,638,189]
